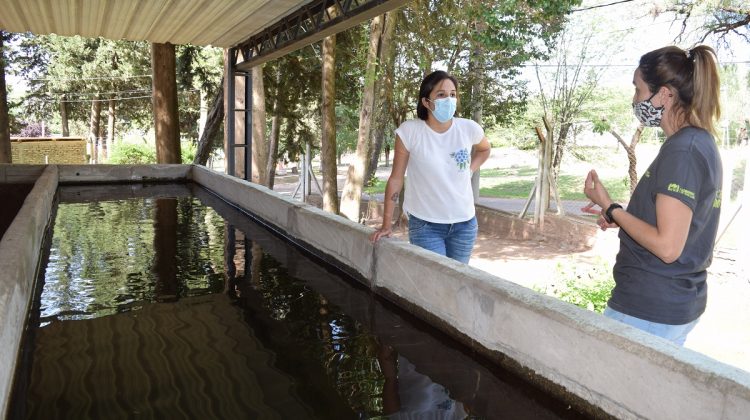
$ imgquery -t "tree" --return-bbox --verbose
[1,31,11,163]
[193,78,224,166]
[151,42,181,164]
[366,10,399,185]
[340,15,386,221]
[535,30,607,202]
[660,1,750,44]
[320,32,339,214]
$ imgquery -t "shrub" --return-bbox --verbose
[536,257,614,313]
[108,143,156,164]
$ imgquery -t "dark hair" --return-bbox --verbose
[416,70,459,121]
[638,45,721,135]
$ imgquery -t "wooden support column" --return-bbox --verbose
[151,42,181,164]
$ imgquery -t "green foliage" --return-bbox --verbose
[181,140,197,164]
[108,142,156,164]
[536,257,614,313]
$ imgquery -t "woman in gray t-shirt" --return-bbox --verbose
[582,45,722,346]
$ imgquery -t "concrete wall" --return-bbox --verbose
[11,137,86,164]
[1,164,749,419]
[0,166,58,419]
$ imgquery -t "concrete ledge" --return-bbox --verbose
[289,205,375,283]
[189,165,300,229]
[373,238,750,419]
[57,164,190,183]
[0,166,58,419]
[0,164,46,183]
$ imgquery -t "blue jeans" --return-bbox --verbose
[604,306,699,346]
[408,215,478,264]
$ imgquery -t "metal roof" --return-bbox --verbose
[0,0,312,48]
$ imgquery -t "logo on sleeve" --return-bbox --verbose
[713,189,722,208]
[450,148,470,171]
[667,183,695,199]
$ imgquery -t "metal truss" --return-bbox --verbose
[234,0,406,71]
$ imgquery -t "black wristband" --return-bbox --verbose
[605,203,623,224]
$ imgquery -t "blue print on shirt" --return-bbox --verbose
[450,148,470,171]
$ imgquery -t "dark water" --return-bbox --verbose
[0,183,34,241]
[11,183,588,419]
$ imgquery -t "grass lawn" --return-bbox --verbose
[478,167,632,202]
[364,166,632,202]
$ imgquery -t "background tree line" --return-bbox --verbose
[1,0,748,220]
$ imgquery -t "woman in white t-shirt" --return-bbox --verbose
[370,71,491,263]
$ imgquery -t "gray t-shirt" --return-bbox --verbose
[609,127,722,325]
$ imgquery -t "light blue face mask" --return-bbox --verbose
[429,97,457,123]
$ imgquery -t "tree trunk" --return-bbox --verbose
[266,111,281,189]
[468,36,485,201]
[0,32,11,164]
[251,65,268,186]
[198,89,208,139]
[340,15,385,222]
[106,99,115,160]
[611,125,643,195]
[88,95,101,164]
[551,122,572,188]
[60,95,70,137]
[365,11,397,185]
[320,32,339,213]
[151,42,181,164]
[194,79,225,166]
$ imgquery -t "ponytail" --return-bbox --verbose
[688,46,721,136]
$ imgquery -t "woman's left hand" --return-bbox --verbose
[581,202,619,231]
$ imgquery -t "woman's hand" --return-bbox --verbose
[583,169,618,231]
[583,169,613,209]
[370,226,393,243]
[581,202,619,231]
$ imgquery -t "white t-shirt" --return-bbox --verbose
[395,118,484,223]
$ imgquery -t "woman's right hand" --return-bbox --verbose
[370,226,393,243]
[583,169,613,209]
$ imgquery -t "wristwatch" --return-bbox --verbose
[605,203,623,224]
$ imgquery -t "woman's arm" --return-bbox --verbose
[608,194,692,264]
[370,136,410,242]
[584,169,692,263]
[470,137,491,172]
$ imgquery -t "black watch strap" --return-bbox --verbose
[605,203,623,224]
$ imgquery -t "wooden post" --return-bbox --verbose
[540,115,554,228]
[533,125,545,225]
[88,94,101,164]
[151,42,181,164]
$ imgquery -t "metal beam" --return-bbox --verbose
[234,0,406,71]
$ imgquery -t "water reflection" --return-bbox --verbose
[39,195,226,324]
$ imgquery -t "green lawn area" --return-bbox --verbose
[478,167,632,202]
[365,166,632,202]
